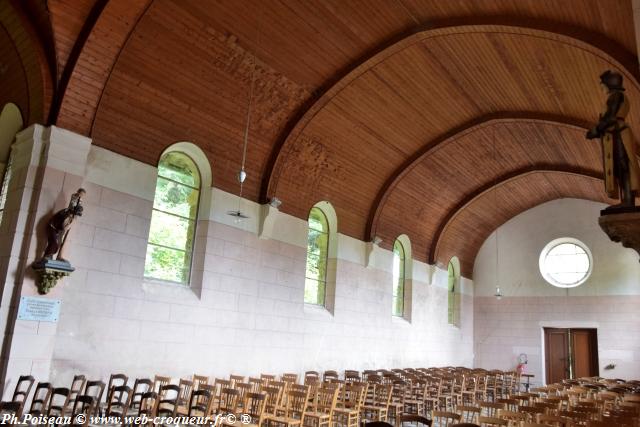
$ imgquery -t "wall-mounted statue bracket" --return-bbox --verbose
[31,259,75,294]
[599,209,640,261]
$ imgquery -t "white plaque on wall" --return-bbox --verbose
[17,296,61,322]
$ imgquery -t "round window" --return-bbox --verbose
[539,238,592,288]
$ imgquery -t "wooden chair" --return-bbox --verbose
[333,384,365,427]
[476,416,506,427]
[69,375,87,410]
[137,392,158,418]
[29,382,53,416]
[249,377,264,393]
[156,384,180,417]
[304,384,339,427]
[344,371,360,383]
[218,388,241,415]
[431,410,460,426]
[262,385,284,416]
[6,375,34,416]
[105,385,132,418]
[106,374,128,402]
[387,381,406,423]
[183,388,213,417]
[82,381,105,416]
[131,379,153,412]
[520,423,550,427]
[177,378,194,407]
[266,389,309,427]
[456,405,480,424]
[362,384,393,422]
[261,374,277,385]
[47,388,71,417]
[479,402,505,418]
[223,392,267,427]
[70,395,95,427]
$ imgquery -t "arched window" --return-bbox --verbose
[392,239,405,317]
[447,259,460,326]
[144,151,201,285]
[305,207,329,306]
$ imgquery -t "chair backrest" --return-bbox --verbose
[29,382,53,415]
[137,392,158,417]
[314,385,339,416]
[285,389,309,420]
[71,395,95,426]
[261,385,283,415]
[47,387,71,417]
[69,375,86,404]
[153,375,171,395]
[106,385,132,417]
[480,402,506,417]
[323,371,339,382]
[243,392,267,425]
[457,405,481,423]
[230,375,245,388]
[156,384,180,417]
[187,388,213,417]
[218,387,240,414]
[12,375,35,406]
[178,378,194,404]
[260,374,276,385]
[131,378,153,410]
[281,373,298,384]
[84,381,105,404]
[193,375,209,390]
[537,414,571,427]
[432,411,461,426]
[106,374,128,403]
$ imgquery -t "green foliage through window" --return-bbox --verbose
[305,207,329,306]
[144,152,200,284]
[392,239,405,317]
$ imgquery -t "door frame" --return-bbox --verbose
[539,321,599,385]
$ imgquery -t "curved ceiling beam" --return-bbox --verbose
[262,23,640,205]
[51,0,153,134]
[428,166,603,265]
[0,0,54,124]
[367,114,590,240]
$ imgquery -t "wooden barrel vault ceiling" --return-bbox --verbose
[2,0,636,277]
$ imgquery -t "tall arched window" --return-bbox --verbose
[305,207,329,306]
[447,259,460,326]
[144,151,201,285]
[392,239,405,317]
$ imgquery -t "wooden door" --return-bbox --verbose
[545,328,570,384]
[545,328,599,384]
[571,329,599,378]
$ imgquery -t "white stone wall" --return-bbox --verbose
[4,138,474,386]
[473,198,640,385]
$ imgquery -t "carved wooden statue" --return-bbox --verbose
[41,188,85,262]
[586,70,640,210]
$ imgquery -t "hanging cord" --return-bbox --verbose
[238,8,263,202]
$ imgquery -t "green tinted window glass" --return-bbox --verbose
[145,152,200,285]
[305,207,329,306]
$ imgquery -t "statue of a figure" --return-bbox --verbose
[586,70,640,210]
[41,188,86,262]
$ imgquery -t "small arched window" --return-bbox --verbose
[392,239,405,317]
[305,207,329,306]
[144,151,201,285]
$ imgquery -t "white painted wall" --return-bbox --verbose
[0,130,474,389]
[473,198,640,385]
